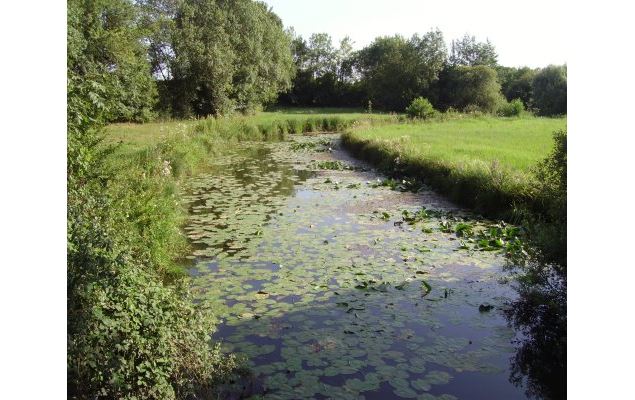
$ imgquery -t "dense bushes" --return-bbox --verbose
[67,1,249,396]
[67,72,244,397]
[532,65,567,116]
[406,97,436,119]
[497,66,537,108]
[68,0,157,122]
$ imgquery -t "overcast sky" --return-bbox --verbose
[262,0,566,68]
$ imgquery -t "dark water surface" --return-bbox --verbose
[183,135,544,399]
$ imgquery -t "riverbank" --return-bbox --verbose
[341,116,567,264]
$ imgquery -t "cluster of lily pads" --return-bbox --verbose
[182,135,525,399]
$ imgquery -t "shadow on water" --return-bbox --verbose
[209,283,526,400]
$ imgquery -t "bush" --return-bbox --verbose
[498,98,525,117]
[405,97,436,119]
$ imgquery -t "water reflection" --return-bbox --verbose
[183,135,556,399]
[505,262,566,399]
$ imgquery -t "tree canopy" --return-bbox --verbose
[449,34,498,67]
[354,31,447,111]
[532,65,567,116]
[170,0,294,116]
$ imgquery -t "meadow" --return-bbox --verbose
[105,111,565,221]
[345,116,566,172]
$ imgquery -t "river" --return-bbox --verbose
[182,134,539,399]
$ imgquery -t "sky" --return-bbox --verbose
[262,0,566,68]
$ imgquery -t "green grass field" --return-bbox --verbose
[345,116,566,172]
[342,115,566,217]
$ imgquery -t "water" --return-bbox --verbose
[183,134,540,399]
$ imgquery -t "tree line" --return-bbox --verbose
[69,0,566,121]
[68,0,567,122]
[281,31,566,116]
[69,0,295,122]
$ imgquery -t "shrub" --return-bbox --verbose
[405,97,436,119]
[498,98,525,117]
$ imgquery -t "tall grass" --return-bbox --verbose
[106,109,399,153]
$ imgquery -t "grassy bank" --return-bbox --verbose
[342,116,565,216]
[344,116,566,171]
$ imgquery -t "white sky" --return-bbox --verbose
[262,0,566,68]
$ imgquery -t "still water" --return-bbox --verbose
[183,134,559,399]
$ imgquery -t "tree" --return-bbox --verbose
[411,29,447,84]
[356,31,447,111]
[171,0,294,116]
[336,36,355,82]
[306,33,337,78]
[449,34,498,67]
[497,66,537,108]
[532,65,567,116]
[279,32,363,107]
[68,0,158,122]
[439,65,503,113]
[137,0,180,81]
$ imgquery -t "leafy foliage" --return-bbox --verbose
[532,65,567,116]
[279,32,366,107]
[68,0,157,122]
[438,65,504,112]
[449,34,498,67]
[497,66,537,107]
[67,2,250,397]
[67,84,243,400]
[170,0,295,116]
[405,97,436,119]
[497,98,525,117]
[526,129,567,265]
[355,31,447,111]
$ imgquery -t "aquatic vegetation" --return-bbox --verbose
[314,160,350,170]
[290,141,317,151]
[182,135,525,399]
[370,177,424,193]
